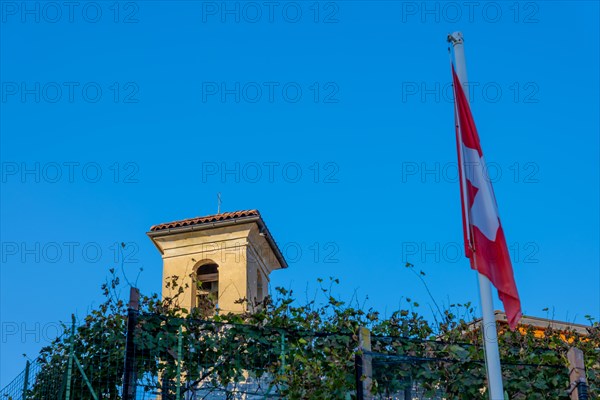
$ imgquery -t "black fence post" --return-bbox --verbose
[403,379,412,400]
[122,287,140,400]
[355,352,364,400]
[21,360,30,398]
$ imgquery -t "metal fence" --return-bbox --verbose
[366,334,575,400]
[1,310,353,399]
[1,315,126,400]
[1,290,595,400]
[127,311,355,399]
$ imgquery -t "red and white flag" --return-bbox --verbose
[452,65,522,330]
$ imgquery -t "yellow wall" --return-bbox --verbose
[151,222,282,314]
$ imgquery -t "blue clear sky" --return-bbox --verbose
[1,0,598,386]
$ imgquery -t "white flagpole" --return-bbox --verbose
[448,31,505,400]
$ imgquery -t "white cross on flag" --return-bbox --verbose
[452,65,522,330]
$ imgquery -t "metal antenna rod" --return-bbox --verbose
[217,193,222,214]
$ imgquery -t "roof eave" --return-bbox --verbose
[146,215,288,269]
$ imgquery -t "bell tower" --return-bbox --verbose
[147,210,287,314]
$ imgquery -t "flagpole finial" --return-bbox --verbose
[447,32,464,46]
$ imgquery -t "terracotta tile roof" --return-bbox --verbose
[149,209,260,232]
[148,209,287,268]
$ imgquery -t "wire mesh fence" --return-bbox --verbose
[368,334,573,399]
[1,316,126,400]
[129,312,356,399]
[1,310,355,399]
[0,362,30,400]
[1,328,71,400]
[1,295,595,400]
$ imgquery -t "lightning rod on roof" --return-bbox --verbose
[217,193,222,214]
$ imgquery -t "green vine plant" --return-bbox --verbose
[24,268,599,400]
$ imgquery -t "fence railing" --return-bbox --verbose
[358,329,590,400]
[1,287,595,400]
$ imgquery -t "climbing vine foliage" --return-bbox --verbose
[28,271,599,399]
